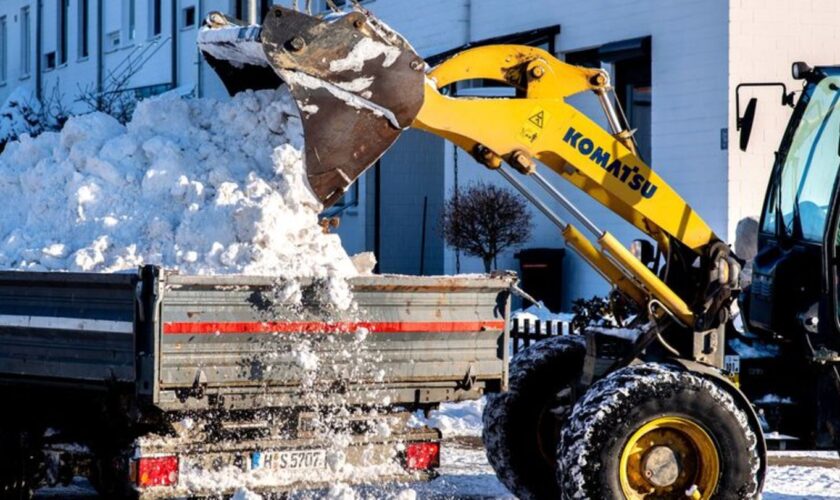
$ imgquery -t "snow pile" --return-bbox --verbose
[411,399,485,438]
[512,302,575,324]
[0,88,357,288]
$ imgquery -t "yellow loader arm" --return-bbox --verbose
[199,6,742,343]
[416,45,729,326]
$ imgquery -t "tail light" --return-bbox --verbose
[405,442,440,471]
[132,456,179,488]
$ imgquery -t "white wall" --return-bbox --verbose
[0,0,245,110]
[365,0,730,307]
[4,0,837,307]
[727,0,840,243]
[0,0,38,102]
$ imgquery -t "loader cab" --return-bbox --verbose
[746,66,840,353]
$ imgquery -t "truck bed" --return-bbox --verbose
[0,267,510,412]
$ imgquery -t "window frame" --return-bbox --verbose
[759,75,840,245]
[150,0,162,38]
[58,0,69,66]
[78,0,90,59]
[182,5,197,29]
[20,6,31,78]
[0,16,6,84]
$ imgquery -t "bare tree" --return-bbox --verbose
[442,181,533,273]
[0,81,70,151]
[76,75,139,125]
[75,49,150,124]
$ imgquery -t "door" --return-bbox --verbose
[751,71,840,342]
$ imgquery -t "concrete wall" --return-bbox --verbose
[727,0,840,242]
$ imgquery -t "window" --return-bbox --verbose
[0,17,6,83]
[106,30,121,51]
[234,0,247,21]
[44,51,56,70]
[260,0,272,20]
[58,0,69,65]
[182,6,196,28]
[129,0,136,40]
[425,26,559,96]
[78,0,89,58]
[565,37,652,162]
[20,7,31,77]
[150,0,162,37]
[773,76,840,242]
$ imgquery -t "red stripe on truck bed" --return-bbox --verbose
[163,320,506,335]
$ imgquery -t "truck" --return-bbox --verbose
[195,4,840,498]
[0,266,512,498]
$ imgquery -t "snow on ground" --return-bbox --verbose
[764,466,840,499]
[32,445,840,499]
[511,302,575,324]
[411,399,484,438]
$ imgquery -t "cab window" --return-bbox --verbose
[776,76,840,242]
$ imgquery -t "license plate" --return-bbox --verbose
[250,449,327,472]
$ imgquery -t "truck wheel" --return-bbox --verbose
[483,336,585,500]
[0,432,36,500]
[558,363,762,500]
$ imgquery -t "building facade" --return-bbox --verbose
[360,0,840,309]
[1,0,838,309]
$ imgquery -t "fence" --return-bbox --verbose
[510,317,576,356]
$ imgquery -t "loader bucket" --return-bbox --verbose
[198,7,426,207]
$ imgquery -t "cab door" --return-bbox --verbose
[750,72,840,346]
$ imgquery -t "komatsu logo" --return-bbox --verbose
[562,127,658,199]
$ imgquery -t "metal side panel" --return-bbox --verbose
[156,274,510,410]
[0,271,138,384]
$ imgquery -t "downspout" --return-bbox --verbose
[171,0,178,88]
[96,0,103,98]
[248,0,257,25]
[196,0,202,96]
[465,0,472,43]
[35,0,42,100]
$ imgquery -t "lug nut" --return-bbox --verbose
[289,36,306,52]
[531,66,545,79]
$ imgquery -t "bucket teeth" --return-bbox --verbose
[199,6,425,208]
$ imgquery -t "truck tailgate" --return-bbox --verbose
[0,271,137,384]
[155,274,510,411]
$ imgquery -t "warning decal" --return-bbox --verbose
[529,111,545,129]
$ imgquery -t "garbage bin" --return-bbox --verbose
[514,248,565,312]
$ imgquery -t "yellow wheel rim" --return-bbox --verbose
[618,416,720,499]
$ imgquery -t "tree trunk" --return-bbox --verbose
[482,255,493,273]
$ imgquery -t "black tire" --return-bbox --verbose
[0,431,35,500]
[482,336,585,500]
[558,363,762,500]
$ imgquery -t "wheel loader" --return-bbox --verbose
[199,5,840,499]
